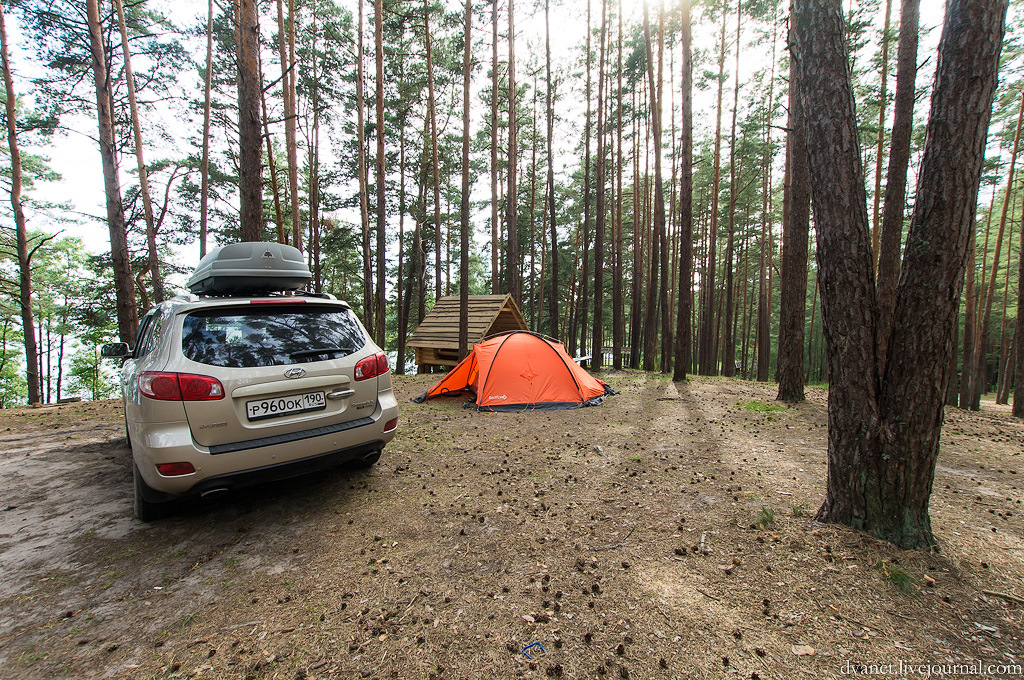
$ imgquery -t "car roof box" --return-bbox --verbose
[187,242,312,295]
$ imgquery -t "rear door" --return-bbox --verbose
[176,301,380,448]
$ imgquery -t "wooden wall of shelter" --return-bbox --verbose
[407,295,528,372]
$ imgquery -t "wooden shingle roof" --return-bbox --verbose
[407,294,527,350]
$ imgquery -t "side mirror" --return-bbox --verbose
[100,342,130,359]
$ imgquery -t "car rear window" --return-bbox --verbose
[181,305,367,368]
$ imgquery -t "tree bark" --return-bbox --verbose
[1,5,40,404]
[545,0,559,341]
[592,0,608,370]
[199,0,214,258]
[114,0,162,303]
[876,0,920,369]
[276,0,302,251]
[578,0,592,360]
[460,0,472,360]
[87,0,138,345]
[374,0,386,346]
[971,92,1023,407]
[506,0,520,304]
[1013,212,1024,416]
[776,6,810,402]
[673,0,693,382]
[796,0,1007,549]
[870,0,892,262]
[722,0,741,377]
[236,0,264,243]
[356,0,372,334]
[698,1,729,376]
[641,0,664,373]
[490,0,500,295]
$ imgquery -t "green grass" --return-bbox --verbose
[874,560,918,594]
[737,400,787,413]
[752,506,776,529]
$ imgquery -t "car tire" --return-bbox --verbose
[133,463,175,522]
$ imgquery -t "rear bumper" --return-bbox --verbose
[139,440,386,502]
[130,390,398,498]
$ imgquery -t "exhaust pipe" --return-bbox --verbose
[200,487,230,499]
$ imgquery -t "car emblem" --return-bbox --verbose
[284,367,306,379]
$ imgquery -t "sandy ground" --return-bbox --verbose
[0,373,1021,680]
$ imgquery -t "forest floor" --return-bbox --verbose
[0,373,1022,680]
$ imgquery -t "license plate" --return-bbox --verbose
[246,391,326,421]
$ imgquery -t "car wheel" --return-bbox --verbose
[133,463,175,522]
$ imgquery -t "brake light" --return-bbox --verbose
[156,462,196,476]
[383,417,398,432]
[139,372,224,401]
[250,298,306,304]
[355,352,389,381]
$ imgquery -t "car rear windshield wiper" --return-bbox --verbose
[289,347,347,359]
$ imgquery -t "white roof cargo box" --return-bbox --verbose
[187,242,312,295]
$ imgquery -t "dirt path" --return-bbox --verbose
[0,375,1020,679]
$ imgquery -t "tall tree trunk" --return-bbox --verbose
[612,0,624,369]
[1013,211,1024,416]
[641,0,663,372]
[114,0,162,303]
[795,0,1007,549]
[460,0,472,360]
[258,58,286,243]
[722,0,741,377]
[971,92,1023,407]
[578,0,593,360]
[277,0,302,251]
[374,0,386,346]
[87,0,138,345]
[698,0,729,376]
[199,0,214,258]
[673,0,693,382]
[995,221,1014,403]
[960,230,978,407]
[592,0,607,370]
[876,0,920,367]
[356,0,372,333]
[490,0,500,295]
[425,1,442,306]
[506,0,520,304]
[308,15,323,292]
[545,0,559,341]
[777,6,810,402]
[870,0,893,262]
[656,6,671,373]
[1,5,40,404]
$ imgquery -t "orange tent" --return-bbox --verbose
[411,331,616,411]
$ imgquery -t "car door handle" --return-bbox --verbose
[326,389,355,400]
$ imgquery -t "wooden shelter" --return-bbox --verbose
[407,294,527,372]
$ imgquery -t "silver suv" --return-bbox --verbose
[103,243,398,521]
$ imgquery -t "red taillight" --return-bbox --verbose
[139,372,224,401]
[178,374,224,400]
[156,462,196,476]
[139,372,182,400]
[249,298,306,304]
[355,352,389,381]
[383,417,398,432]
